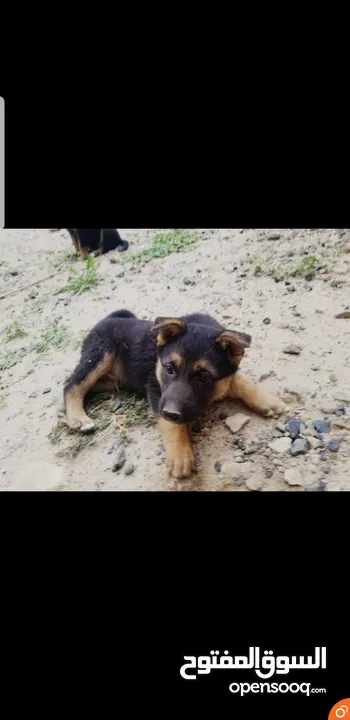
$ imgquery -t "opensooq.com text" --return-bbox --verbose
[229,681,327,697]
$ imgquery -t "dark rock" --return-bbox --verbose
[294,312,302,317]
[285,417,301,439]
[183,278,194,286]
[259,370,277,382]
[219,410,227,420]
[112,449,126,472]
[63,298,71,306]
[290,438,309,456]
[263,318,271,325]
[215,460,221,473]
[124,463,135,475]
[116,271,125,278]
[287,285,296,293]
[7,269,19,276]
[313,419,331,433]
[107,441,116,455]
[237,439,246,451]
[283,344,302,355]
[29,290,39,299]
[328,439,340,453]
[112,397,123,412]
[304,274,313,282]
[42,387,52,394]
[322,465,330,474]
[319,452,328,461]
[267,233,281,241]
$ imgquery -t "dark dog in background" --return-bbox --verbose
[49,229,129,259]
[60,310,285,479]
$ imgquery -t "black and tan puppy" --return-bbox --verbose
[50,229,128,259]
[60,310,285,478]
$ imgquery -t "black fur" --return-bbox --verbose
[64,311,251,424]
[53,229,129,255]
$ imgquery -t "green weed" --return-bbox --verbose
[58,255,101,295]
[125,230,200,265]
[5,320,27,343]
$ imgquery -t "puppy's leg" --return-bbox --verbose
[158,417,196,479]
[79,246,89,260]
[227,372,285,418]
[64,352,115,432]
[88,377,117,393]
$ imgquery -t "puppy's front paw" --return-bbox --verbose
[166,444,196,479]
[256,391,286,418]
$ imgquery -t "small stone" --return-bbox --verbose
[304,273,313,281]
[333,262,348,275]
[313,419,331,433]
[320,403,343,415]
[303,282,312,291]
[29,289,39,299]
[290,438,309,456]
[225,413,251,434]
[155,458,163,465]
[269,437,292,453]
[234,476,244,486]
[112,448,126,472]
[124,463,135,475]
[107,441,116,455]
[116,271,125,278]
[263,318,271,325]
[236,439,246,451]
[325,481,344,492]
[311,365,320,371]
[42,387,52,394]
[283,344,302,355]
[259,370,277,382]
[219,410,227,420]
[183,277,194,286]
[319,453,328,462]
[215,460,221,473]
[264,469,274,478]
[11,462,65,491]
[109,256,119,264]
[267,233,281,241]
[220,461,252,479]
[63,298,71,306]
[328,439,340,453]
[305,435,321,450]
[8,269,19,276]
[287,285,296,293]
[245,477,263,491]
[284,468,303,486]
[285,417,301,439]
[112,397,123,412]
[322,465,330,474]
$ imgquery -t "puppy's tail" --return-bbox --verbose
[108,310,136,320]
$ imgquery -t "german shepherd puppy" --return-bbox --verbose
[60,310,285,478]
[50,229,128,259]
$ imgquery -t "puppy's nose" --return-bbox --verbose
[162,409,182,423]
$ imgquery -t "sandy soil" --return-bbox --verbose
[1,228,350,491]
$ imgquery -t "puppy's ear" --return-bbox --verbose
[215,329,252,364]
[152,317,185,347]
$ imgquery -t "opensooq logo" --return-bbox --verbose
[180,647,328,697]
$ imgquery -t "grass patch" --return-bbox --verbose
[252,253,321,281]
[118,392,154,428]
[125,230,200,265]
[32,318,72,354]
[52,249,79,269]
[0,347,28,371]
[58,255,101,295]
[0,392,8,408]
[279,323,306,333]
[0,319,73,371]
[5,320,27,343]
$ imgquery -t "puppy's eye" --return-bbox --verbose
[196,370,211,383]
[165,363,174,375]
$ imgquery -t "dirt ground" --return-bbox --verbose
[1,228,350,491]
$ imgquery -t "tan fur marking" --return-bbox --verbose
[158,417,196,479]
[211,376,232,403]
[65,352,115,431]
[156,358,162,385]
[226,372,286,417]
[157,334,166,348]
[193,358,215,373]
[169,352,183,369]
[80,246,89,260]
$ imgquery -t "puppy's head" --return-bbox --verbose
[152,317,251,423]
